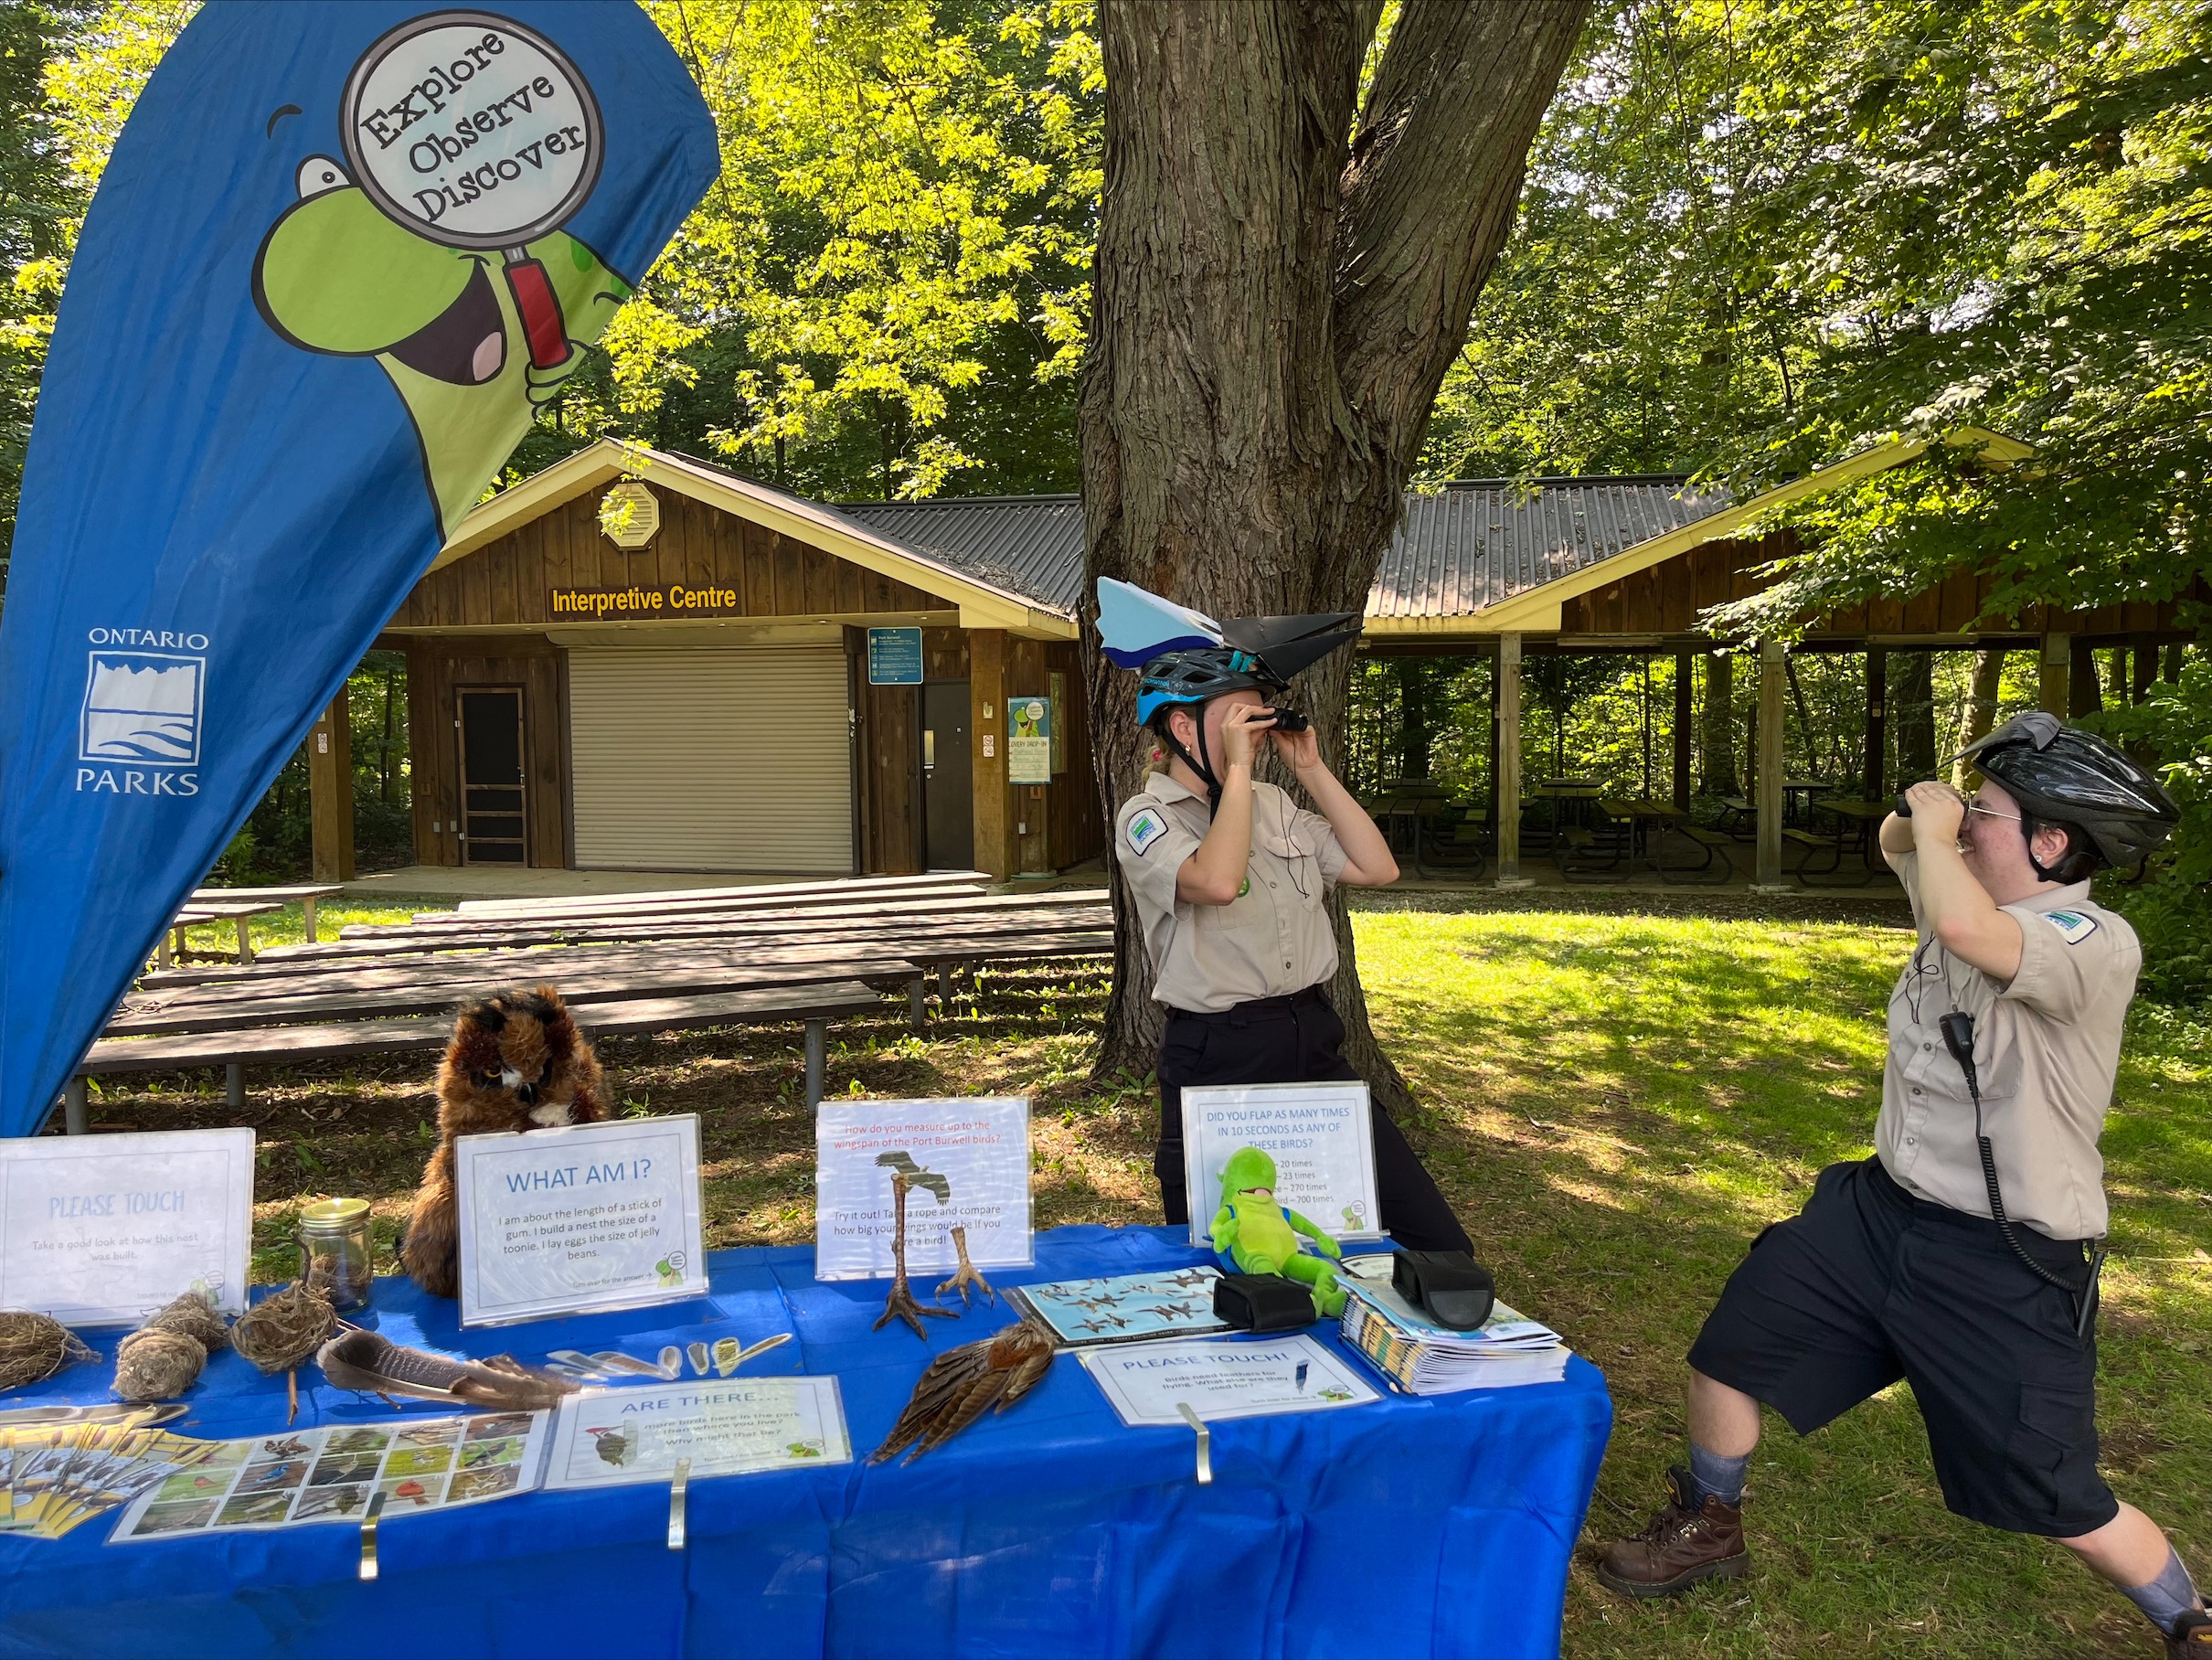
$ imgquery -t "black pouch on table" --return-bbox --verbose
[1213,1273,1320,1332]
[1392,1250,1496,1331]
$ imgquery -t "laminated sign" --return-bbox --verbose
[814,1099,1033,1281]
[0,5,717,1138]
[1182,1081,1383,1247]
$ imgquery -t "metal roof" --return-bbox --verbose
[838,477,1730,622]
[837,495,1088,614]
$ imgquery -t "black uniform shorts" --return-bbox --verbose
[1154,985,1473,1255]
[1688,1155,2114,1538]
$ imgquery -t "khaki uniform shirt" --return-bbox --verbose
[1877,850,2139,1240]
[1113,772,1349,1014]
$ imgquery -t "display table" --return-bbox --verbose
[0,1227,1611,1660]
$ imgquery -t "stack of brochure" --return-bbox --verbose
[1336,1267,1570,1395]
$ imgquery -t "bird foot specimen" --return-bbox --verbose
[869,1322,1055,1463]
[934,1224,996,1307]
[876,1172,956,1339]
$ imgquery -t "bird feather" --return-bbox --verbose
[316,1330,577,1411]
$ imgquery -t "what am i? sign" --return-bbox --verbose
[454,1114,707,1326]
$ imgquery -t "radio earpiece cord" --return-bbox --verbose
[1939,1011,2104,1339]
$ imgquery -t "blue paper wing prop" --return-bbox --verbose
[1094,577,1224,668]
[0,3,718,1137]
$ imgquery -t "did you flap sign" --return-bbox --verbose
[454,1114,707,1326]
[1182,1082,1382,1249]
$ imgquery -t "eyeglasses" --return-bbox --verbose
[1962,793,2021,823]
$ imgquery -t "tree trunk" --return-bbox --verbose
[1700,651,1738,794]
[1892,651,1937,784]
[1080,0,1589,1100]
[1951,647,2005,787]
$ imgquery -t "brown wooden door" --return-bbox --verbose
[456,686,526,865]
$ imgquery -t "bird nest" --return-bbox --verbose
[0,1311,99,1392]
[233,1283,337,1376]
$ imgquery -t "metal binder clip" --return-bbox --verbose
[358,1490,387,1581]
[667,1456,692,1551]
[1176,1402,1212,1485]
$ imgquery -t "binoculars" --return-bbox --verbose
[1259,708,1310,733]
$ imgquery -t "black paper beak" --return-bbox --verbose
[1216,611,1363,682]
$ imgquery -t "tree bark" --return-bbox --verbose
[1892,651,1937,784]
[1700,651,1738,794]
[1951,647,2006,787]
[1080,0,1589,1100]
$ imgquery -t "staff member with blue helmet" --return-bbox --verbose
[1098,579,1472,1254]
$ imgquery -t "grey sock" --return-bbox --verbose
[2122,1546,2202,1636]
[1686,1441,1749,1508]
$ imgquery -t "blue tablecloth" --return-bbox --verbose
[0,1227,1611,1659]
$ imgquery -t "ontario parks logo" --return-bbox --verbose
[76,627,207,795]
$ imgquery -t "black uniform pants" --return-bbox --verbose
[1154,985,1473,1254]
[1688,1155,2113,1538]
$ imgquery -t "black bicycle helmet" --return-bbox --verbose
[1959,711,2179,870]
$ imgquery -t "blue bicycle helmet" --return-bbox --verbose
[1135,648,1287,725]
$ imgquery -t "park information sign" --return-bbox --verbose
[1181,1081,1383,1248]
[453,1114,707,1326]
[1007,695,1052,784]
[0,1129,254,1325]
[0,5,715,1140]
[867,627,925,686]
[814,1098,1032,1281]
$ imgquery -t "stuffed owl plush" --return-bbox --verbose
[400,985,607,1298]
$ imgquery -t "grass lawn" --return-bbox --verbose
[92,894,2211,1658]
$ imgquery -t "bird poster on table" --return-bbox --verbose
[0,4,716,1140]
[541,1378,850,1489]
[814,1100,1033,1282]
[1006,1268,1231,1347]
[109,1412,549,1541]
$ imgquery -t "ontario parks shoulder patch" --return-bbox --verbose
[1126,809,1168,857]
[2044,910,2099,944]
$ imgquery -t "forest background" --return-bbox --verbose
[2,0,2207,996]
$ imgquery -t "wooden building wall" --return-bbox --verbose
[388,487,954,629]
[1558,532,2206,642]
[403,633,569,867]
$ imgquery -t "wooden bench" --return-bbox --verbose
[66,980,891,1133]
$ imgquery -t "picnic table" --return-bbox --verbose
[1781,778,1834,826]
[1796,795,1896,887]
[156,885,346,967]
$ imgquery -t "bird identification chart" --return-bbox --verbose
[1080,1335,1379,1427]
[454,1114,707,1327]
[0,1129,253,1325]
[1181,1082,1383,1247]
[1006,1268,1229,1346]
[814,1098,1032,1281]
[110,1412,550,1541]
[543,1378,851,1488]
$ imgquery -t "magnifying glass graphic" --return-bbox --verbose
[340,10,605,372]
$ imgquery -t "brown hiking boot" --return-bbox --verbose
[2170,1610,2212,1657]
[1594,1465,1749,1598]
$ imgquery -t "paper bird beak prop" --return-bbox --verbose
[1095,577,1361,678]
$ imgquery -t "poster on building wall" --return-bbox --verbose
[1008,695,1052,784]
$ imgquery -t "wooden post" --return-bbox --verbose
[63,1079,87,1135]
[2069,636,2101,717]
[1672,649,1693,810]
[1494,633,1529,887]
[1755,638,1786,889]
[967,630,1012,880]
[1863,645,1888,800]
[2039,633,2070,718]
[309,686,356,882]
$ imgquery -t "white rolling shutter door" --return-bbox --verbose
[568,645,852,872]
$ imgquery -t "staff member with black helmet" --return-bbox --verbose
[1097,578,1473,1255]
[1596,714,2207,1656]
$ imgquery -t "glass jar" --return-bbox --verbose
[296,1197,375,1312]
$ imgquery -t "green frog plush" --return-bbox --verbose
[1210,1146,1346,1317]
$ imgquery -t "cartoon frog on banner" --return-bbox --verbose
[252,158,627,536]
[1210,1146,1346,1317]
